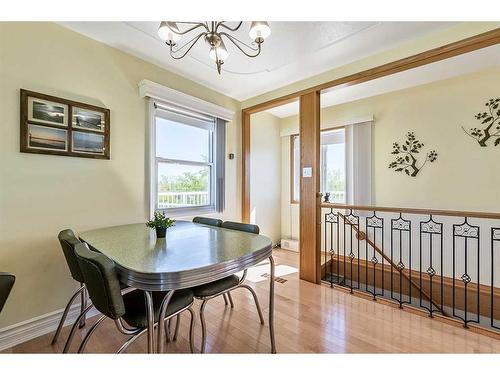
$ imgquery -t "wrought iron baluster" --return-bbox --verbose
[324,209,339,286]
[391,213,411,308]
[344,210,360,293]
[324,209,330,287]
[366,212,384,300]
[365,217,369,294]
[452,218,480,328]
[492,228,500,330]
[419,215,443,317]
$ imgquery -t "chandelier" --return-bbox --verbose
[157,21,271,74]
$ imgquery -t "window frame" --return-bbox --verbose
[290,126,346,204]
[150,100,217,217]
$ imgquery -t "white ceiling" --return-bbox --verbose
[266,43,500,118]
[59,21,455,101]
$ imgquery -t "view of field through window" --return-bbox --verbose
[155,116,212,209]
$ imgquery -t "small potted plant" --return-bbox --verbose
[146,211,176,238]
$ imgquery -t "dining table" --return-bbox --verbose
[79,220,276,353]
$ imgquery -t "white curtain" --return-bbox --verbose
[345,121,373,205]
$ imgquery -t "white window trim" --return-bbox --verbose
[139,80,234,121]
[153,108,216,216]
[141,81,234,218]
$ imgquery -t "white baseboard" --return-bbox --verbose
[0,302,99,352]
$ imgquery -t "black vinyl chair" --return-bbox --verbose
[192,216,223,227]
[52,229,91,349]
[74,243,196,353]
[54,229,134,353]
[192,217,234,307]
[0,272,15,314]
[191,220,264,353]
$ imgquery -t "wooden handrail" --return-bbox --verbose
[321,203,500,220]
[335,211,448,316]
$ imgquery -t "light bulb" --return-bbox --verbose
[249,21,271,42]
[209,40,228,62]
[158,21,182,43]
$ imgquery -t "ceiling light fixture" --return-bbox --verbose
[157,21,271,74]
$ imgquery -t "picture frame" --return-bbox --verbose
[28,97,68,127]
[20,89,110,159]
[72,106,105,132]
[72,131,105,155]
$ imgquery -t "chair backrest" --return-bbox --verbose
[193,217,223,227]
[58,229,85,283]
[221,221,260,234]
[75,243,125,320]
[0,273,15,314]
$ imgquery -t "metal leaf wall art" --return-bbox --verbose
[388,132,438,177]
[462,98,500,147]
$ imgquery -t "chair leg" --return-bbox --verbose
[62,304,94,353]
[77,315,106,353]
[165,319,171,343]
[51,285,85,345]
[227,292,234,308]
[117,328,147,354]
[79,285,87,329]
[187,307,196,353]
[173,314,180,341]
[222,293,228,305]
[239,284,265,324]
[200,299,208,353]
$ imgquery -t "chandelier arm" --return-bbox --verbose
[216,21,243,32]
[171,22,209,35]
[170,33,206,60]
[220,32,260,52]
[220,32,262,58]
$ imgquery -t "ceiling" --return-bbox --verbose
[60,22,455,101]
[266,43,500,118]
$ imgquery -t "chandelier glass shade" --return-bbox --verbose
[157,21,271,74]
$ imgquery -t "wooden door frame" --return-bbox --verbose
[240,28,500,282]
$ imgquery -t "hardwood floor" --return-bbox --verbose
[3,249,500,354]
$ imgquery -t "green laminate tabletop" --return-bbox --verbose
[79,221,273,290]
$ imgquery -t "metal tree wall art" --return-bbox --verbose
[462,98,500,147]
[389,132,438,177]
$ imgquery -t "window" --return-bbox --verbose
[320,129,346,203]
[291,128,346,204]
[152,104,223,214]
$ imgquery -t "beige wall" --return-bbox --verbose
[279,66,500,217]
[250,112,282,244]
[0,22,241,328]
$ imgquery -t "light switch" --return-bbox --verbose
[302,167,312,178]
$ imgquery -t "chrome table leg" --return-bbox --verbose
[156,290,175,353]
[144,291,155,353]
[269,255,276,353]
[227,292,234,308]
[173,314,180,341]
[187,307,196,353]
[200,299,208,353]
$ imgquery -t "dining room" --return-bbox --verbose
[1,2,500,374]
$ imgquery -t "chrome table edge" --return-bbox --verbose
[115,245,272,291]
